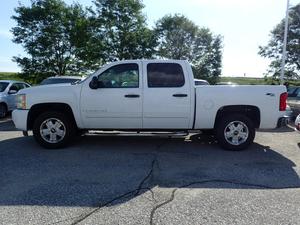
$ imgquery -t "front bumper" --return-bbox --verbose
[12,109,29,131]
[295,115,300,133]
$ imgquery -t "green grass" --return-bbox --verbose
[220,77,300,86]
[220,77,266,85]
[0,72,22,81]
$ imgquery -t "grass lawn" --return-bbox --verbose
[0,72,22,81]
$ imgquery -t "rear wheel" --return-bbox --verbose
[215,114,255,151]
[0,103,7,118]
[33,111,75,149]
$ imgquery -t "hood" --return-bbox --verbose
[18,83,73,95]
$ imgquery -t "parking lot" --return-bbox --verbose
[0,117,300,225]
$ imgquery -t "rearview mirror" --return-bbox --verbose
[89,76,98,89]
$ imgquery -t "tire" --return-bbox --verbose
[215,114,255,151]
[0,103,7,118]
[33,111,76,149]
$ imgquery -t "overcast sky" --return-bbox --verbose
[0,0,299,77]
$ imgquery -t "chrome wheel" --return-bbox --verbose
[40,118,66,144]
[224,121,249,146]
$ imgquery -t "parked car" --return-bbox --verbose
[194,79,210,85]
[12,60,287,150]
[295,114,300,133]
[0,80,31,118]
[40,76,84,85]
[287,86,300,118]
[287,86,299,97]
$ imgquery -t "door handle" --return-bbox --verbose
[124,94,140,98]
[266,93,275,97]
[173,94,188,97]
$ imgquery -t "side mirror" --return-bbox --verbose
[89,76,98,89]
[8,89,18,95]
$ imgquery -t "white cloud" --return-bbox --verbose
[0,30,12,39]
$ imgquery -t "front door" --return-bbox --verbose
[80,62,143,129]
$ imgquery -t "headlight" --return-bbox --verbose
[17,94,26,109]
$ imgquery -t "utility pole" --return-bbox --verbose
[280,0,290,85]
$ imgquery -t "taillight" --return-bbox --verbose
[279,92,287,111]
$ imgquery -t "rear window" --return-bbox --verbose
[0,82,9,92]
[40,78,80,85]
[147,63,185,88]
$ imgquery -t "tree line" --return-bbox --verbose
[11,0,222,84]
[11,0,300,84]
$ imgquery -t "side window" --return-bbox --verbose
[23,83,30,88]
[9,84,20,92]
[98,63,139,88]
[16,83,26,90]
[296,88,300,97]
[147,63,185,88]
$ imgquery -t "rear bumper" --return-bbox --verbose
[276,116,289,128]
[12,109,29,131]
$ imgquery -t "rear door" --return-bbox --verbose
[142,61,192,129]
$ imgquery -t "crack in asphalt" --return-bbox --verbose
[50,141,166,225]
[149,179,300,225]
[47,139,300,225]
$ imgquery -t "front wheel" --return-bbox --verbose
[0,103,7,118]
[33,111,75,149]
[215,114,255,151]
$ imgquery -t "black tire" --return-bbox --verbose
[215,114,255,151]
[0,103,8,118]
[33,111,76,149]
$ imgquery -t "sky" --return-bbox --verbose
[0,0,299,77]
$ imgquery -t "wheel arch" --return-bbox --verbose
[27,103,78,130]
[0,101,8,109]
[214,105,261,129]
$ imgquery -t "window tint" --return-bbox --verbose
[147,63,185,88]
[287,87,297,96]
[10,83,24,92]
[98,63,139,88]
[296,88,300,97]
[0,82,9,92]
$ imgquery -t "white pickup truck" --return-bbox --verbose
[12,60,288,150]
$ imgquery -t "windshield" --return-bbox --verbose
[0,82,9,92]
[40,78,81,85]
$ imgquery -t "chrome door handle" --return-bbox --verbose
[124,94,140,98]
[266,93,275,97]
[173,94,188,97]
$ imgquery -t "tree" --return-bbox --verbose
[90,0,157,63]
[11,0,92,82]
[155,14,223,83]
[259,3,300,81]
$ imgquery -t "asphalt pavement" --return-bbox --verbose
[0,117,300,225]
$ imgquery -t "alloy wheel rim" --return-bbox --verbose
[224,121,249,146]
[40,118,66,144]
